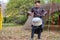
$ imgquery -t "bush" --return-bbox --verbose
[15,15,27,24]
[3,15,27,24]
[48,11,59,25]
[3,17,13,23]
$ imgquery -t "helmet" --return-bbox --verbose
[32,17,42,26]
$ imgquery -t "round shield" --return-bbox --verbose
[32,17,42,26]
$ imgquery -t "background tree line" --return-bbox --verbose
[4,0,60,25]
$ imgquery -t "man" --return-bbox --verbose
[29,1,47,40]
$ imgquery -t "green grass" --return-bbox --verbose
[3,23,17,26]
[2,23,23,27]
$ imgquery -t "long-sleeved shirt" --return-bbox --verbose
[31,7,47,18]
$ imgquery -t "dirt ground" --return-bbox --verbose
[0,26,60,40]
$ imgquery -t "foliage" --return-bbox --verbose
[48,11,59,25]
[5,0,60,25]
[5,0,35,24]
[5,0,44,24]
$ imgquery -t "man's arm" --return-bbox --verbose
[28,7,34,17]
[28,11,34,17]
[42,8,47,16]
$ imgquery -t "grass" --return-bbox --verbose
[0,26,60,40]
[2,23,23,27]
[2,23,60,31]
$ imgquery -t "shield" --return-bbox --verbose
[32,17,42,26]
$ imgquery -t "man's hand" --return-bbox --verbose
[28,11,34,17]
[31,12,34,17]
[42,11,47,16]
[37,14,40,16]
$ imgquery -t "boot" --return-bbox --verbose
[38,39,41,40]
[30,38,33,40]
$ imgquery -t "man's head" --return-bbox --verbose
[34,1,41,8]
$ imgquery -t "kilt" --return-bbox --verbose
[32,25,43,34]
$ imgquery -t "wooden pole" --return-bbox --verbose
[51,2,55,31]
[52,16,54,31]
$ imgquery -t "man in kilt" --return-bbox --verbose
[29,1,47,40]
